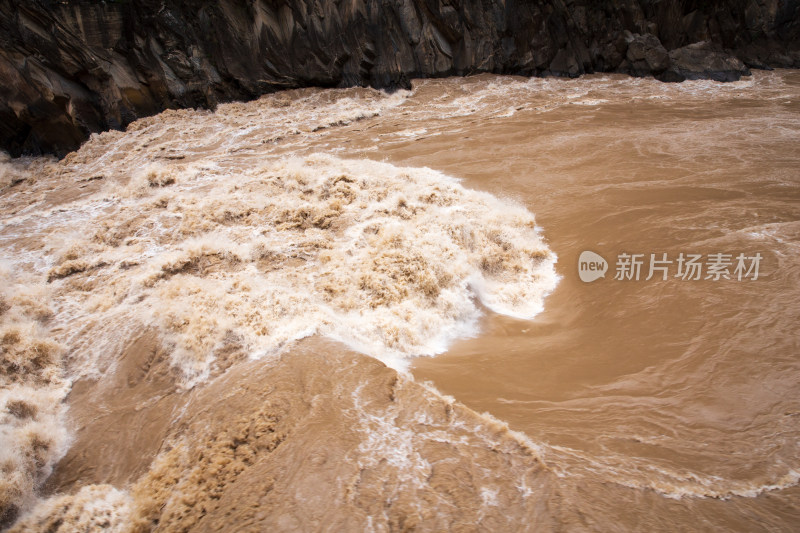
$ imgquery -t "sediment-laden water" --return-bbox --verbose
[1,70,798,531]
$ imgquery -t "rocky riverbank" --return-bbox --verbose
[1,0,798,156]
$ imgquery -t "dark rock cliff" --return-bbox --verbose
[1,0,798,156]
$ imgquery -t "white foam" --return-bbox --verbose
[542,443,800,500]
[3,154,556,386]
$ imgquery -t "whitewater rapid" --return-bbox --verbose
[2,70,799,532]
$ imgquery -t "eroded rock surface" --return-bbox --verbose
[0,0,798,154]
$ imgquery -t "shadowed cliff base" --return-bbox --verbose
[1,0,798,157]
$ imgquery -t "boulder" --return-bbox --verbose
[623,32,670,76]
[658,41,752,82]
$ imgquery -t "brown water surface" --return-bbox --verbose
[1,71,798,531]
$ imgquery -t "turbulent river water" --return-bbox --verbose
[0,70,799,532]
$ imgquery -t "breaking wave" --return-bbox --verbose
[0,266,69,526]
[28,154,558,384]
[0,137,556,526]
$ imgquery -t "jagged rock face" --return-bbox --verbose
[0,0,798,156]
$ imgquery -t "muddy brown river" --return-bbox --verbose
[1,70,798,531]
